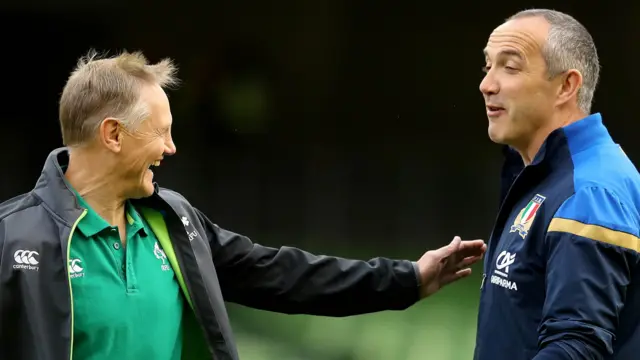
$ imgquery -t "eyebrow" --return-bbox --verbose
[483,48,524,60]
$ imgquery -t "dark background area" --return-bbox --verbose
[0,2,637,358]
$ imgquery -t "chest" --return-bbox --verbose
[485,193,548,295]
[482,167,573,299]
[68,231,183,338]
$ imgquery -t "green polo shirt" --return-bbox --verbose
[68,192,184,360]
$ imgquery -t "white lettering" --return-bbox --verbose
[490,275,518,291]
[12,264,39,271]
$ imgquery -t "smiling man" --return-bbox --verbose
[475,9,640,360]
[0,50,486,360]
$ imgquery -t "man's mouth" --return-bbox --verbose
[486,105,506,117]
[148,160,162,170]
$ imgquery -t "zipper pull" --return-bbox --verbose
[480,273,487,289]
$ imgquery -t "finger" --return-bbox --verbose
[444,255,481,273]
[431,236,462,259]
[457,240,487,257]
[444,242,484,267]
[441,268,473,286]
[456,255,483,268]
[459,240,486,251]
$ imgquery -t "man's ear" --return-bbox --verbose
[555,69,583,108]
[99,118,123,153]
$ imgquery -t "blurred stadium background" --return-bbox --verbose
[1,1,637,359]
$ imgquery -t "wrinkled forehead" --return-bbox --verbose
[483,17,549,60]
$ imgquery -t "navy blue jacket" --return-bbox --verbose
[473,113,640,360]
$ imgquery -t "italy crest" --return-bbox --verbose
[510,194,546,239]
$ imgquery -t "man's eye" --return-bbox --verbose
[482,65,491,73]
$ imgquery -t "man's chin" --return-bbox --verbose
[141,184,156,198]
[487,127,508,145]
[128,184,156,200]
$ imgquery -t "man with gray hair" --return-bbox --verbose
[475,8,640,360]
[0,50,486,360]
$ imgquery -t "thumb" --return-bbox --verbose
[433,236,462,259]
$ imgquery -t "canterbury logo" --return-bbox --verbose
[69,259,83,273]
[68,258,85,278]
[14,250,39,265]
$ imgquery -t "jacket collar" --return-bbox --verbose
[32,147,163,226]
[502,113,609,172]
[33,148,84,226]
[499,113,611,203]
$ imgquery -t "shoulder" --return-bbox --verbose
[558,143,640,229]
[0,192,60,251]
[0,191,42,223]
[554,187,638,228]
[154,187,227,234]
[155,187,206,226]
[570,144,640,205]
[549,186,640,253]
[156,187,191,205]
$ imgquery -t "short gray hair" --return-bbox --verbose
[59,50,179,147]
[508,9,600,114]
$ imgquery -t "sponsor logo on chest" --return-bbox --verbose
[13,250,40,271]
[490,250,518,291]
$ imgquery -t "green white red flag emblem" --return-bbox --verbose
[510,194,546,239]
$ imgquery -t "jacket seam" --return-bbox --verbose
[32,193,73,227]
[0,196,43,223]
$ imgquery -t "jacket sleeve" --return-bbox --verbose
[534,186,640,359]
[194,209,421,316]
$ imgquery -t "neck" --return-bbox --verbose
[64,147,127,226]
[518,109,587,165]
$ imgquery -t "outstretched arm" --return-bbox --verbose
[196,209,484,316]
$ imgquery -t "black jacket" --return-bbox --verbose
[0,148,421,360]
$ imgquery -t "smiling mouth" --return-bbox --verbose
[148,160,162,170]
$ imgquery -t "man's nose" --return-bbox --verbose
[164,138,177,156]
[479,72,499,95]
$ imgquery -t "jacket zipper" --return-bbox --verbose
[482,169,527,288]
[67,210,88,360]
